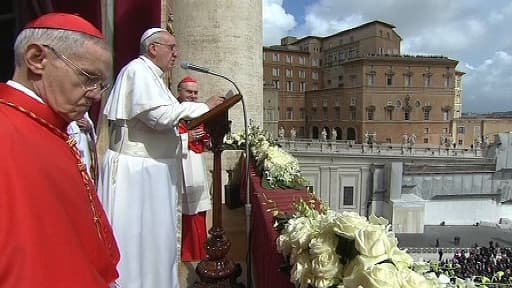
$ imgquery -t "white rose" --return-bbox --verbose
[343,263,401,288]
[410,261,431,274]
[224,137,233,144]
[260,140,270,150]
[343,255,388,278]
[309,232,338,256]
[354,224,392,257]
[368,214,389,226]
[313,276,338,288]
[398,268,432,288]
[311,250,342,279]
[423,272,443,287]
[332,212,369,239]
[290,253,313,288]
[290,247,306,266]
[287,217,316,250]
[317,211,339,230]
[276,233,291,256]
[388,247,413,270]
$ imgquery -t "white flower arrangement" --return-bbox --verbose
[225,123,493,287]
[275,199,447,288]
[224,122,308,189]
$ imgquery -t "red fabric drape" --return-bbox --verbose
[113,0,161,74]
[14,1,162,124]
[246,164,309,288]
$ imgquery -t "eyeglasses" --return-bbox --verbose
[153,42,177,51]
[42,44,110,94]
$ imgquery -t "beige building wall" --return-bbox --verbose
[319,21,401,89]
[263,47,313,137]
[453,118,512,146]
[360,57,457,145]
[305,56,457,144]
[483,119,512,139]
[172,0,263,132]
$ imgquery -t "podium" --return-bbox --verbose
[186,94,244,287]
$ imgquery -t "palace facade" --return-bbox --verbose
[263,20,467,145]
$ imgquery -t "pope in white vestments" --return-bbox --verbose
[98,28,224,288]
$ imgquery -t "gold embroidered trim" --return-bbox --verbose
[0,99,105,242]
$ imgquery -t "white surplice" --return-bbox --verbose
[98,56,209,288]
[179,133,211,215]
[67,112,96,178]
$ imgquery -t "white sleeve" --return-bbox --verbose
[136,102,209,130]
[83,112,97,141]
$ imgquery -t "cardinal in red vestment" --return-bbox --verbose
[177,76,212,261]
[0,13,119,287]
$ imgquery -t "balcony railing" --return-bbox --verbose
[276,139,489,159]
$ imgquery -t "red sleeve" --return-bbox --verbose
[178,122,187,134]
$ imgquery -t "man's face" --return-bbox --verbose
[178,81,199,102]
[40,42,111,122]
[152,33,178,72]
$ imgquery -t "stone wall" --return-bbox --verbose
[172,0,263,132]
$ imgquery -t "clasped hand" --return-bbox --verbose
[189,127,206,141]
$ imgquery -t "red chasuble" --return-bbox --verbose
[0,84,119,287]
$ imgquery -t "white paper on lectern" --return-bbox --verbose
[225,89,235,99]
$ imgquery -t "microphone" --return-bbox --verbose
[180,62,210,74]
[180,61,241,97]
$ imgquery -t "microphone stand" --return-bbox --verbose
[187,67,252,288]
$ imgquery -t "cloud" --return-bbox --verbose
[462,50,512,112]
[301,13,363,36]
[402,19,486,56]
[263,0,297,45]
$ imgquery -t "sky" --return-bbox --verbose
[262,0,512,113]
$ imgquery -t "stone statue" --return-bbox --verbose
[474,137,482,149]
[290,127,296,140]
[408,133,416,146]
[278,126,285,139]
[364,131,369,144]
[483,135,489,146]
[402,133,408,145]
[331,128,337,141]
[321,128,327,142]
[446,136,453,148]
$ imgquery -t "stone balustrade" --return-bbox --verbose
[277,139,488,159]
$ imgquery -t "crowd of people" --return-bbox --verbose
[1,12,223,288]
[434,242,512,286]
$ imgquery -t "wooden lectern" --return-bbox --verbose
[186,94,244,288]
